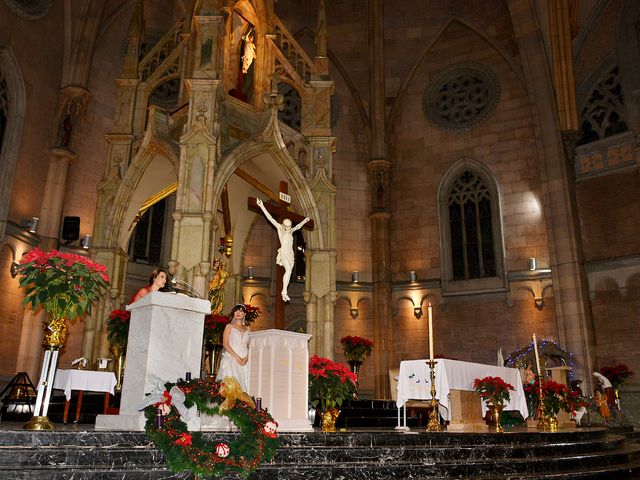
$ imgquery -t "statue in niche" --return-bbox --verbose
[230,28,255,102]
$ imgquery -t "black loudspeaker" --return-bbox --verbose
[62,216,80,243]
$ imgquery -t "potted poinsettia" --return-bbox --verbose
[204,314,231,345]
[340,335,374,362]
[525,379,574,431]
[308,355,357,431]
[106,309,131,348]
[473,376,514,407]
[243,304,261,325]
[15,248,110,348]
[339,335,373,399]
[599,364,634,390]
[473,376,515,432]
[14,248,109,427]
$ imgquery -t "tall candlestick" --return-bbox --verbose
[532,333,542,376]
[428,302,434,361]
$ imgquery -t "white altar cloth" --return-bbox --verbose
[52,369,117,400]
[397,359,528,421]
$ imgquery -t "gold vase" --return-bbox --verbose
[537,413,559,432]
[42,315,68,349]
[205,341,224,378]
[488,404,504,432]
[347,360,362,399]
[109,345,126,391]
[320,407,340,432]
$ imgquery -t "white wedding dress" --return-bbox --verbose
[216,327,250,391]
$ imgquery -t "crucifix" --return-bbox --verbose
[248,181,314,329]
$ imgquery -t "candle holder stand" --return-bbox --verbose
[426,359,442,432]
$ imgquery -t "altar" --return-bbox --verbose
[396,359,528,429]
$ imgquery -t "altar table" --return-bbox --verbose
[396,359,528,429]
[52,369,117,423]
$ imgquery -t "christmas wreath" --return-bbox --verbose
[143,377,279,478]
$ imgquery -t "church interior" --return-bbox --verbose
[1,0,640,476]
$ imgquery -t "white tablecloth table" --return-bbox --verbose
[52,369,117,423]
[396,359,528,428]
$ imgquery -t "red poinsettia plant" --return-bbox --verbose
[525,379,575,416]
[14,248,109,320]
[106,309,131,348]
[473,376,515,407]
[243,304,261,325]
[204,314,230,344]
[340,335,374,362]
[599,364,635,390]
[308,355,357,411]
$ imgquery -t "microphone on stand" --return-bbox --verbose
[170,277,201,298]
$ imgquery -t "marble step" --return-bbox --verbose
[2,427,639,479]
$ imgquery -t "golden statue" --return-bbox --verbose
[208,258,229,315]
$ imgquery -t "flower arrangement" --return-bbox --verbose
[143,377,279,478]
[525,379,575,416]
[340,335,374,362]
[308,355,357,411]
[14,248,109,320]
[473,376,515,407]
[106,309,130,348]
[599,364,634,390]
[204,314,231,344]
[243,304,261,325]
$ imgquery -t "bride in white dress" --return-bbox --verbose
[216,304,251,391]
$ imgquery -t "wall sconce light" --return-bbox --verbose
[350,307,359,320]
[351,271,359,283]
[534,297,544,310]
[409,270,417,283]
[528,257,537,271]
[413,306,423,319]
[223,235,233,258]
[10,262,18,278]
[26,217,39,234]
[247,266,254,279]
[80,235,92,249]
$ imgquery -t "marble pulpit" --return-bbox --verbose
[247,329,313,431]
[95,291,210,431]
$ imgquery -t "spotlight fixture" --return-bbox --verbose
[409,270,417,283]
[247,266,254,279]
[528,258,537,271]
[80,235,92,249]
[413,306,423,319]
[26,217,39,234]
[534,298,544,310]
[351,271,359,283]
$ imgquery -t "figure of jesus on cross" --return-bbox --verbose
[256,198,310,302]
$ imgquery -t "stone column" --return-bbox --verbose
[367,0,392,399]
[37,147,76,249]
[509,0,596,391]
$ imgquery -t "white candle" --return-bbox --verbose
[532,333,542,376]
[428,302,434,361]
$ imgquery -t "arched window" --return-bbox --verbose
[0,46,26,241]
[448,170,496,280]
[439,160,506,295]
[578,66,627,146]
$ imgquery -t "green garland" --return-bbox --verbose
[143,378,279,478]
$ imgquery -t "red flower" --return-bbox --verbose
[203,314,231,343]
[340,335,374,362]
[174,432,192,446]
[309,355,357,411]
[600,364,634,390]
[473,376,515,406]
